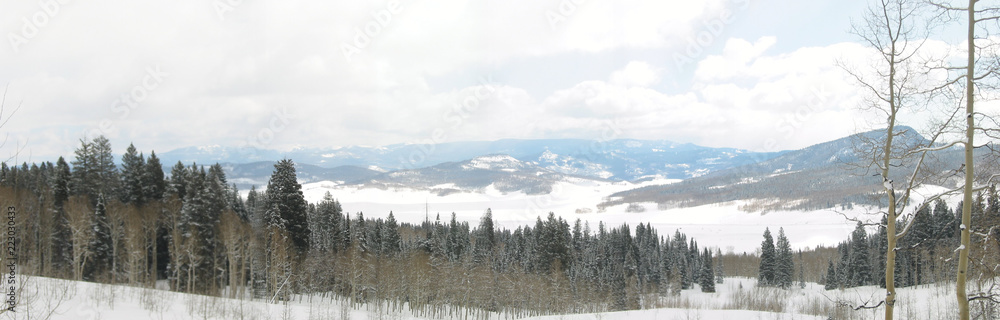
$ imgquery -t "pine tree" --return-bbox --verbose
[699,248,715,292]
[144,151,166,202]
[169,161,188,200]
[119,143,146,205]
[264,159,310,251]
[775,228,794,289]
[90,136,118,199]
[50,157,73,272]
[849,221,872,287]
[715,247,725,284]
[381,212,401,255]
[88,195,112,279]
[825,260,838,290]
[758,228,776,286]
[473,208,496,263]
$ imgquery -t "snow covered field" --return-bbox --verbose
[13,275,974,320]
[299,178,879,253]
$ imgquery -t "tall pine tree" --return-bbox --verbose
[264,159,310,252]
[775,228,794,289]
[758,228,776,286]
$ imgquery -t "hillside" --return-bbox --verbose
[599,127,964,212]
[160,139,785,181]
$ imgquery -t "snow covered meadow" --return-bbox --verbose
[12,274,974,320]
[299,178,888,253]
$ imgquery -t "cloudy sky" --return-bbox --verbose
[0,0,957,161]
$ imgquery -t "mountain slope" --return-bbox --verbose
[159,139,785,181]
[599,127,953,212]
[347,154,603,195]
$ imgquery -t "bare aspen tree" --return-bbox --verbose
[65,196,94,281]
[122,203,147,285]
[927,1,1000,318]
[844,0,961,318]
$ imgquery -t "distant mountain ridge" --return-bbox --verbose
[160,139,787,182]
[165,128,971,212]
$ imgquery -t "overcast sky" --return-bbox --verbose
[0,0,953,161]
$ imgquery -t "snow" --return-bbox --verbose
[298,177,869,253]
[463,154,522,170]
[23,275,981,320]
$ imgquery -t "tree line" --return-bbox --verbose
[2,136,739,318]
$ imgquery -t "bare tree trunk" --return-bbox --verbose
[883,50,899,320]
[957,2,975,319]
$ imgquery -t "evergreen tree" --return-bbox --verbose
[699,248,715,292]
[264,159,310,251]
[775,228,794,288]
[71,138,98,199]
[848,221,872,287]
[169,161,188,200]
[88,195,112,279]
[825,260,838,290]
[119,143,146,205]
[715,247,725,284]
[758,228,776,286]
[381,212,401,255]
[473,209,496,263]
[51,157,73,272]
[90,136,118,198]
[144,151,166,201]
[52,157,72,209]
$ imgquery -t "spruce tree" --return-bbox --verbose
[775,227,794,288]
[699,248,715,292]
[169,161,188,200]
[758,228,776,286]
[849,221,872,287]
[119,143,146,205]
[715,247,725,284]
[51,157,73,272]
[474,209,496,263]
[381,212,401,255]
[71,138,98,199]
[88,195,112,279]
[264,159,310,251]
[825,260,838,290]
[144,151,166,201]
[90,136,118,198]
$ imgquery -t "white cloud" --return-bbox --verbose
[610,61,660,87]
[0,0,963,161]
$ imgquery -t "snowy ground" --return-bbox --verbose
[11,275,974,320]
[298,178,888,253]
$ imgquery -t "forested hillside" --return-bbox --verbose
[601,127,969,212]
